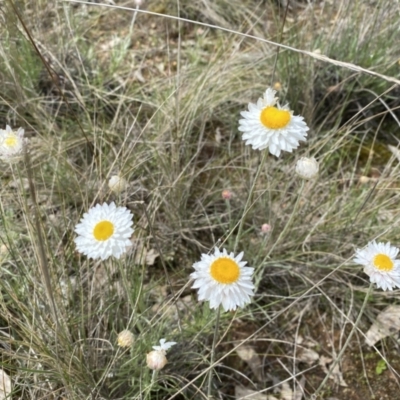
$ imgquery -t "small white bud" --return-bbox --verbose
[108,175,128,194]
[146,350,167,371]
[295,157,319,180]
[117,330,134,348]
[146,338,176,370]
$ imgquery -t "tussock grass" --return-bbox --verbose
[1,0,400,398]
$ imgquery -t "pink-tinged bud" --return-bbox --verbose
[146,350,167,370]
[222,189,233,200]
[261,223,271,233]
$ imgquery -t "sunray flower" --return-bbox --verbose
[0,125,27,161]
[74,202,134,260]
[238,88,309,157]
[190,247,255,312]
[354,241,400,291]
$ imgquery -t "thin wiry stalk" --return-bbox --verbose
[265,180,305,259]
[234,151,268,253]
[207,306,221,399]
[24,150,58,325]
[270,0,290,86]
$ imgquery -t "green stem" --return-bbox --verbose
[264,180,305,261]
[313,283,373,397]
[145,370,158,400]
[207,307,221,399]
[234,151,268,252]
[226,198,232,233]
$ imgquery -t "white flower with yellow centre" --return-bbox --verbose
[74,202,134,260]
[190,247,255,311]
[238,88,309,157]
[0,125,26,161]
[354,241,400,291]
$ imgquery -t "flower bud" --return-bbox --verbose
[146,350,167,371]
[108,175,128,194]
[273,82,282,91]
[222,189,233,200]
[295,157,319,180]
[117,330,134,348]
[261,223,271,234]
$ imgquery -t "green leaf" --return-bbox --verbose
[376,359,387,375]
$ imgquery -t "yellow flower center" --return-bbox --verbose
[373,254,394,272]
[210,257,240,284]
[260,106,291,129]
[93,220,114,241]
[4,135,18,148]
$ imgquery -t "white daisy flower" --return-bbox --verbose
[190,247,255,312]
[74,202,134,260]
[0,125,27,161]
[354,241,400,291]
[238,88,309,157]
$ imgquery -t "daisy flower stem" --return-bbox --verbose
[234,151,268,252]
[207,306,221,398]
[24,151,59,325]
[144,370,158,400]
[270,0,290,85]
[314,283,373,397]
[129,4,140,35]
[225,198,233,233]
[264,180,305,260]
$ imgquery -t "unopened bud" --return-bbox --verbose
[222,189,233,200]
[261,223,271,234]
[273,82,282,91]
[108,175,128,194]
[146,350,167,370]
[117,330,134,348]
[295,157,319,180]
